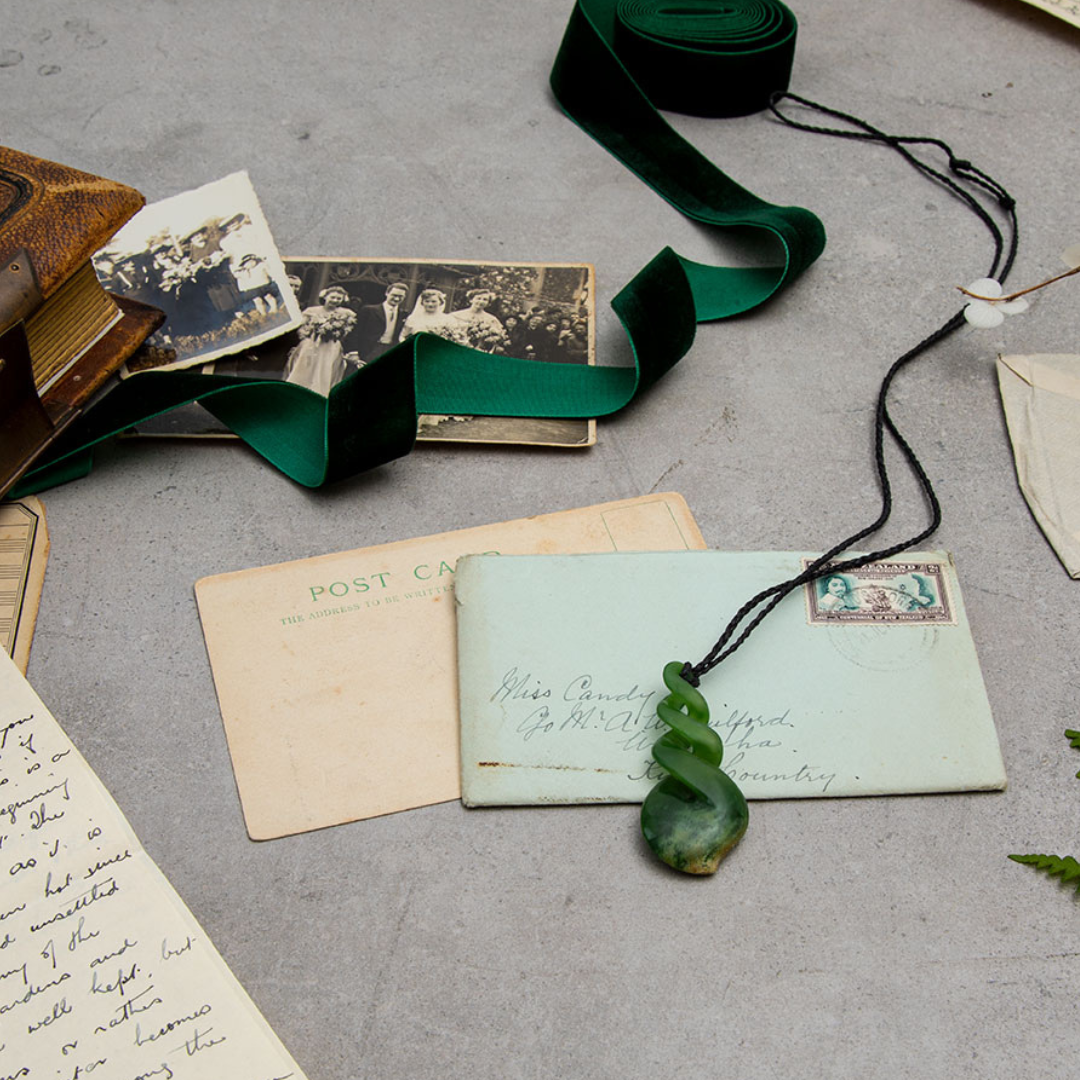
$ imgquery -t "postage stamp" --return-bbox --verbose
[804,559,956,625]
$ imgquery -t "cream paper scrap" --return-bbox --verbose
[0,496,49,673]
[997,353,1080,577]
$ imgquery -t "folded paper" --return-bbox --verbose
[456,550,1006,805]
[998,353,1080,578]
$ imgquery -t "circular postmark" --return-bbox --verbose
[827,620,939,672]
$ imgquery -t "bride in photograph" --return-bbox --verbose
[283,285,358,395]
[401,288,457,339]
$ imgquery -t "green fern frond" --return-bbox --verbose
[1067,730,1080,777]
[1009,853,1080,893]
[1062,734,1080,777]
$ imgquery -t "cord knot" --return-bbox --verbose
[680,662,701,688]
[949,157,972,172]
[998,194,1016,210]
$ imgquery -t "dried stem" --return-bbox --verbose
[957,262,1080,302]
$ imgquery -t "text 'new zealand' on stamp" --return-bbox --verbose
[804,559,956,625]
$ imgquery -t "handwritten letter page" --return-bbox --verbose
[0,652,307,1080]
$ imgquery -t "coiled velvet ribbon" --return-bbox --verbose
[15,0,824,496]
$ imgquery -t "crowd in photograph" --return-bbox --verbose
[95,214,287,360]
[282,276,590,396]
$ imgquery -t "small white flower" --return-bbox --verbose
[962,278,1030,327]
[962,278,1029,328]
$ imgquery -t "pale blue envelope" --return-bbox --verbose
[456,551,1006,805]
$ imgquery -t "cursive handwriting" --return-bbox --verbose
[29,801,65,830]
[180,1025,226,1056]
[131,1065,172,1080]
[26,994,72,1032]
[497,672,659,743]
[0,715,32,749]
[724,754,838,793]
[68,917,101,953]
[1,668,306,1079]
[489,670,841,796]
[160,936,192,961]
[0,972,71,1016]
[29,878,120,932]
[93,985,165,1034]
[90,962,139,997]
[89,939,137,968]
[66,1060,107,1079]
[0,902,26,923]
[135,1002,212,1046]
[85,849,132,879]
[0,779,70,826]
[562,674,654,707]
[0,963,27,985]
[490,668,551,703]
[45,870,73,897]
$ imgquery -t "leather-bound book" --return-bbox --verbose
[0,146,164,497]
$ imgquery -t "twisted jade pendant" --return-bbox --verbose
[640,662,749,875]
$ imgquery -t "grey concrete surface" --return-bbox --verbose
[5,0,1080,1076]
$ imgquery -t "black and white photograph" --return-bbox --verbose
[160,256,597,447]
[93,171,301,372]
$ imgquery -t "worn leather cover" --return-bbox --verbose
[0,146,160,497]
[0,145,144,311]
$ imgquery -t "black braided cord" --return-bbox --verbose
[683,92,1019,687]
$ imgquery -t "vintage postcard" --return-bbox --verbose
[456,550,1006,806]
[93,171,301,372]
[132,256,597,448]
[0,496,49,672]
[194,494,705,839]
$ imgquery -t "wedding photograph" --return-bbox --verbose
[173,256,598,446]
[93,171,301,372]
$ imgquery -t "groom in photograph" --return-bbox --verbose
[351,282,409,361]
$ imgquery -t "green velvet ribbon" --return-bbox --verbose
[13,0,824,497]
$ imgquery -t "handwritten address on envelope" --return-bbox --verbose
[487,666,838,794]
[0,652,306,1080]
[456,551,1007,805]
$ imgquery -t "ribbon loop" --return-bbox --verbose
[613,0,798,117]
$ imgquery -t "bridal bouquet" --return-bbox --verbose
[302,307,356,341]
[427,322,471,347]
[462,321,510,354]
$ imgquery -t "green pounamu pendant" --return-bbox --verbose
[640,661,749,875]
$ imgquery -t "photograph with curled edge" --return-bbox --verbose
[92,171,302,373]
[134,256,598,449]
